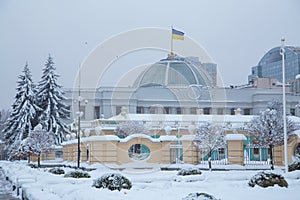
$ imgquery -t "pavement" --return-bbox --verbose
[0,169,19,200]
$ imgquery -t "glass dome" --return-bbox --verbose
[135,57,210,87]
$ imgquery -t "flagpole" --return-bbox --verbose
[170,26,174,57]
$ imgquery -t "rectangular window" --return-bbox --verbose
[253,148,260,155]
[137,106,144,114]
[94,106,100,119]
[230,108,235,115]
[149,107,156,114]
[203,107,211,115]
[217,108,224,115]
[243,108,251,115]
[176,107,182,114]
[218,148,225,155]
[190,107,197,115]
[290,108,296,116]
[164,107,171,114]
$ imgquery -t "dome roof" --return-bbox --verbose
[135,56,211,87]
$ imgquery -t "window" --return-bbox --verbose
[203,107,211,115]
[290,108,296,116]
[137,106,144,114]
[149,107,156,114]
[128,144,150,160]
[94,106,100,119]
[243,108,251,115]
[253,148,260,155]
[230,108,235,115]
[217,108,224,115]
[164,107,171,114]
[176,107,182,114]
[190,107,197,115]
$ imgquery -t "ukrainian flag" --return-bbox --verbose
[172,28,184,40]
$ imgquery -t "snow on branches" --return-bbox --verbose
[194,123,226,157]
[115,121,148,137]
[248,101,295,147]
[248,100,296,169]
[2,63,41,155]
[37,55,70,144]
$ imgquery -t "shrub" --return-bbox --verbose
[92,173,132,191]
[49,168,65,175]
[178,168,202,176]
[248,171,288,188]
[28,163,38,168]
[64,170,91,178]
[288,160,300,172]
[182,192,219,200]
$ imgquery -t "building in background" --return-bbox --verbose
[248,46,300,84]
[64,55,300,122]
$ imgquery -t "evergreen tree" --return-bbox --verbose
[248,100,296,170]
[2,63,40,157]
[37,55,70,144]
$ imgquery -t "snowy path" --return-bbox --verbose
[0,161,300,200]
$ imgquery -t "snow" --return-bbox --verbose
[120,134,160,143]
[1,161,300,200]
[224,134,247,141]
[292,130,300,139]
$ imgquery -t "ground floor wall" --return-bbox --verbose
[62,134,300,166]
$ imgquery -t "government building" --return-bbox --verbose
[60,48,300,167]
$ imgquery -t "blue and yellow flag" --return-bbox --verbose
[172,28,184,40]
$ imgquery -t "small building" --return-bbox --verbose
[62,110,300,166]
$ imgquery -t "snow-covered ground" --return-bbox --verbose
[1,161,300,200]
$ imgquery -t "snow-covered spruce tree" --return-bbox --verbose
[115,121,148,137]
[2,63,40,159]
[37,55,70,144]
[22,125,56,167]
[194,123,226,170]
[0,109,10,139]
[248,100,295,170]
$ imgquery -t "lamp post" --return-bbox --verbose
[280,37,288,173]
[77,95,81,169]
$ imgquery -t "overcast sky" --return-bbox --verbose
[0,0,299,109]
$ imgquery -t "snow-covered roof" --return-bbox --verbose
[108,114,254,124]
[120,134,160,143]
[225,134,247,141]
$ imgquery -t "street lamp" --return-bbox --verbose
[280,37,288,173]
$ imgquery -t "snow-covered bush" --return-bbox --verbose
[288,160,300,172]
[178,168,202,176]
[182,192,219,200]
[49,168,65,175]
[64,170,91,178]
[248,171,288,188]
[92,173,132,191]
